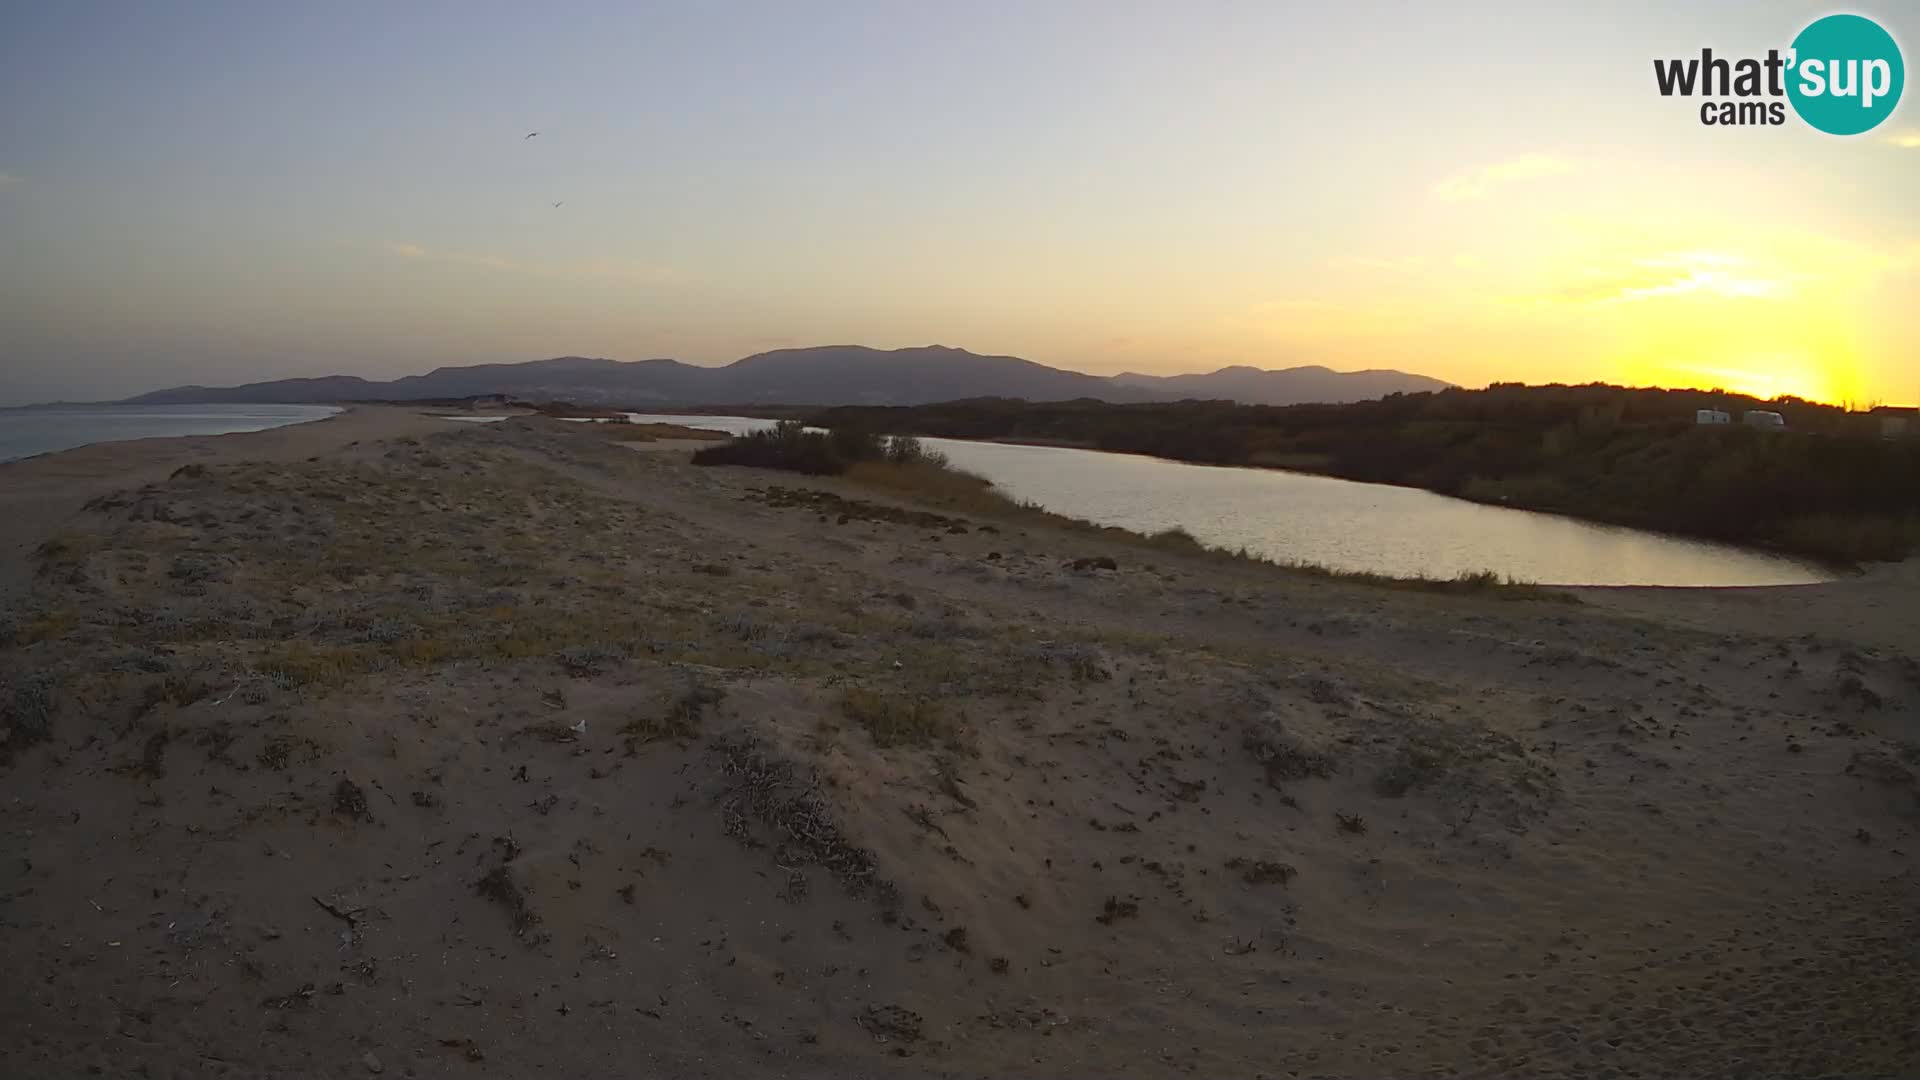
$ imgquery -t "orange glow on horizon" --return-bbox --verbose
[1620,359,1852,406]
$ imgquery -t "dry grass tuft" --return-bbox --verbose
[331,777,372,822]
[1225,857,1297,886]
[714,734,896,911]
[601,422,731,443]
[1,672,56,765]
[475,865,540,940]
[839,687,960,750]
[257,642,372,688]
[623,681,723,745]
[843,460,1004,512]
[1243,719,1339,787]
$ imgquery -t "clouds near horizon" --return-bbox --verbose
[0,2,1915,405]
[1545,252,1796,306]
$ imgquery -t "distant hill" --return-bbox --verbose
[1111,364,1452,405]
[123,346,1451,408]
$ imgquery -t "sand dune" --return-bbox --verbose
[1,414,1915,1078]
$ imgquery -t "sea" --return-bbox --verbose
[0,403,341,463]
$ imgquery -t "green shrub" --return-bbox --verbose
[691,422,951,478]
[693,421,861,475]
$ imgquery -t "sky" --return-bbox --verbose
[1,0,1915,406]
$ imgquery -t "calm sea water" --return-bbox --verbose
[0,404,341,463]
[622,413,1833,588]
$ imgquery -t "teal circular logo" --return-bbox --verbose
[1787,14,1904,135]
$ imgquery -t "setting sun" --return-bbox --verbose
[1663,359,1851,404]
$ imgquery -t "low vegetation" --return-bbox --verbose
[838,686,960,750]
[692,421,943,475]
[600,421,731,443]
[475,864,540,940]
[714,734,895,904]
[1225,857,1297,886]
[1273,562,1575,600]
[714,425,1565,598]
[0,670,56,764]
[1243,719,1340,789]
[622,681,723,745]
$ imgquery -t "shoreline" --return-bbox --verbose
[789,390,1920,568]
[2,408,1900,658]
[0,402,348,466]
[653,409,1869,575]
[965,434,1850,579]
[2,416,1915,1076]
[17,400,1880,574]
[496,404,1848,583]
[0,405,449,597]
[963,438,1869,576]
[0,408,1858,593]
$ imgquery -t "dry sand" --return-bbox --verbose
[1,412,1915,1078]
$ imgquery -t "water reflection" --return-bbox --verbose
[627,414,1829,587]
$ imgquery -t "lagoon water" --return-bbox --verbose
[625,413,1833,588]
[0,404,342,463]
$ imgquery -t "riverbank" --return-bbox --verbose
[3,416,1916,1078]
[803,391,1920,566]
[641,410,1853,583]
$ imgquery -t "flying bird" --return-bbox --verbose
[551,201,564,208]
[524,131,539,139]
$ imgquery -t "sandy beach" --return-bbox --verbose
[2,411,1915,1078]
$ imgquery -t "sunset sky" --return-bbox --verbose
[1,1,1914,406]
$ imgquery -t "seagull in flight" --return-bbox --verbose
[551,201,564,208]
[524,131,539,139]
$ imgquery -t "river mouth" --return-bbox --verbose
[628,413,1834,588]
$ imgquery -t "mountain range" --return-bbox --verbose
[1110,364,1455,404]
[123,346,1452,408]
